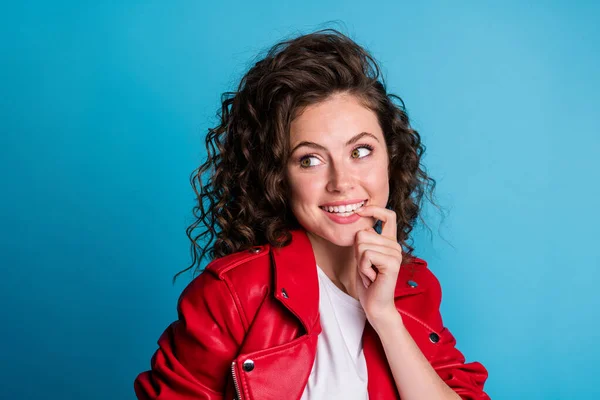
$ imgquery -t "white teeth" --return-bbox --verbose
[321,201,365,214]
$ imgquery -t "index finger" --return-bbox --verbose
[355,205,397,240]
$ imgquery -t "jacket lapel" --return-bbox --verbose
[270,229,321,335]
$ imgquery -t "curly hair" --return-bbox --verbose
[174,28,441,281]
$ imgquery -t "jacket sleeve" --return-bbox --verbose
[430,326,491,400]
[425,269,491,400]
[134,271,245,400]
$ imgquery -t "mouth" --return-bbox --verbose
[319,199,367,217]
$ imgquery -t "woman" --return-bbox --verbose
[134,29,490,399]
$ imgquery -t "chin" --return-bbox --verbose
[328,235,356,248]
[306,223,367,248]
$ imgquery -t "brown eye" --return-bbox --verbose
[300,158,312,167]
[351,146,372,159]
[299,156,322,168]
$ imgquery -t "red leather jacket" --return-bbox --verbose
[134,229,490,399]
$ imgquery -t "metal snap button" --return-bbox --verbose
[242,359,254,372]
[281,288,289,299]
[407,280,418,288]
[429,332,440,343]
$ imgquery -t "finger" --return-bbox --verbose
[356,266,371,290]
[356,255,371,289]
[358,249,399,281]
[357,251,378,282]
[355,229,402,256]
[358,270,371,289]
[355,241,402,260]
[355,205,397,240]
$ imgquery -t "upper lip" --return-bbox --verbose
[319,198,367,207]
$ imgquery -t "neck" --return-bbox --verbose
[306,230,358,299]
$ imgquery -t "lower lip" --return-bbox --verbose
[320,204,365,224]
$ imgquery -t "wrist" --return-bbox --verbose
[368,308,404,334]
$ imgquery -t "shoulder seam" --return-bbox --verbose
[207,246,269,279]
[221,275,250,331]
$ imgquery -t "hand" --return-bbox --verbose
[354,205,403,328]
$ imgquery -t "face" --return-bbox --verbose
[286,92,390,247]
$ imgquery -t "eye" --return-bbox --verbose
[298,145,373,169]
[351,145,373,159]
[299,155,322,168]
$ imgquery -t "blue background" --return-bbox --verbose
[1,1,599,399]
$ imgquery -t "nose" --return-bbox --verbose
[326,162,355,193]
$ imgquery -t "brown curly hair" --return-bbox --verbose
[174,28,441,282]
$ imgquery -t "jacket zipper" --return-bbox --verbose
[231,361,241,400]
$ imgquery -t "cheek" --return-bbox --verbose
[288,172,321,206]
[361,161,390,204]
[364,162,389,187]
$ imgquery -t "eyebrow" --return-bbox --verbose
[289,131,380,156]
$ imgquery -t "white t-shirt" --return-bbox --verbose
[300,264,369,399]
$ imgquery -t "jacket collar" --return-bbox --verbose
[270,229,320,335]
[269,228,426,335]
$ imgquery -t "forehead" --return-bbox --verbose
[289,93,382,143]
